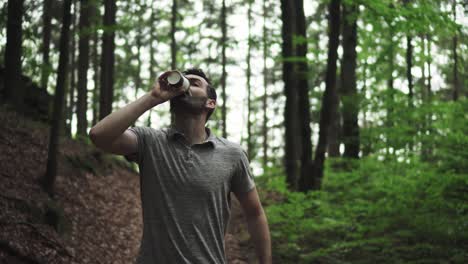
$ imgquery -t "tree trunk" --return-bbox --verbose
[4,0,24,108]
[170,0,177,70]
[262,0,269,170]
[295,0,313,192]
[340,2,359,159]
[280,0,300,190]
[452,0,459,101]
[42,0,73,196]
[99,0,117,120]
[246,0,253,161]
[40,0,52,90]
[328,75,340,157]
[91,6,100,127]
[305,0,340,191]
[170,0,177,124]
[76,0,91,137]
[147,2,156,128]
[220,0,228,138]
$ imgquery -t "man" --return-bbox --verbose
[89,68,272,263]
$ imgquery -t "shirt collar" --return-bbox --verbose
[166,126,216,148]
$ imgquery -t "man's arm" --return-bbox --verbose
[89,71,184,155]
[89,93,161,155]
[235,187,272,264]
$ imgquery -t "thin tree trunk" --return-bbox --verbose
[340,2,359,159]
[307,0,340,191]
[40,0,52,90]
[42,0,73,196]
[77,0,91,137]
[221,0,228,138]
[452,0,459,101]
[262,0,268,170]
[92,21,99,126]
[147,2,156,128]
[4,0,24,108]
[246,0,253,161]
[99,0,117,119]
[280,0,300,190]
[170,0,177,124]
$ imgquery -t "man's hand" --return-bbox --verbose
[150,71,187,103]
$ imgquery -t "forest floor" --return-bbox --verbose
[0,105,257,264]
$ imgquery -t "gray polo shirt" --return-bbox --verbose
[126,126,255,264]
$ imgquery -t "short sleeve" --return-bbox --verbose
[124,126,150,164]
[231,149,256,194]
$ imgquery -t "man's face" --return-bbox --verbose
[170,74,215,115]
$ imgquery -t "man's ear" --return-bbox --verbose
[206,99,216,110]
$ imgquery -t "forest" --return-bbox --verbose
[0,0,467,263]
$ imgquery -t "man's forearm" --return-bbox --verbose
[246,210,272,264]
[89,93,161,145]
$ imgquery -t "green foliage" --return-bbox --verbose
[260,148,468,263]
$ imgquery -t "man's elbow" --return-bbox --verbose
[88,127,103,148]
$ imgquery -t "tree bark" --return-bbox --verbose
[91,3,100,127]
[4,0,24,108]
[220,0,228,138]
[42,0,73,196]
[246,0,253,161]
[99,0,117,120]
[77,0,91,137]
[295,0,313,192]
[452,0,459,101]
[40,0,52,90]
[170,0,177,124]
[280,0,300,190]
[306,0,340,191]
[340,2,359,159]
[262,0,269,170]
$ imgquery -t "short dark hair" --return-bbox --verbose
[182,68,217,121]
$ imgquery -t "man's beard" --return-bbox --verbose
[170,94,208,115]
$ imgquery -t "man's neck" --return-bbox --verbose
[173,114,207,145]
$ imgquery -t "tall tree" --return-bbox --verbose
[280,0,300,190]
[4,0,24,108]
[451,0,459,101]
[295,0,313,191]
[77,0,91,137]
[40,0,52,90]
[304,0,340,191]
[404,0,414,106]
[99,0,117,119]
[170,0,177,70]
[91,1,100,127]
[170,0,177,124]
[262,0,269,170]
[246,0,253,161]
[220,0,228,138]
[340,2,359,158]
[147,2,157,128]
[42,0,73,196]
